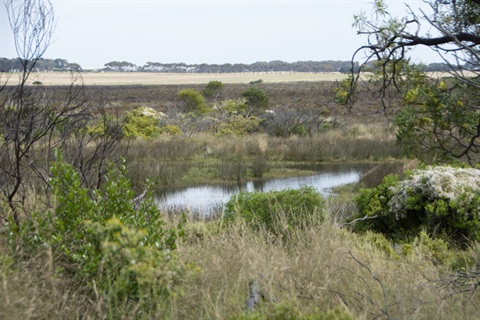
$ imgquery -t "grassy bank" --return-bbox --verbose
[2,215,478,319]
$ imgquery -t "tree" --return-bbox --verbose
[0,0,123,225]
[104,61,137,72]
[348,0,480,166]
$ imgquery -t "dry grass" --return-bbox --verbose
[2,72,348,86]
[170,219,479,319]
[0,246,98,320]
[2,200,479,319]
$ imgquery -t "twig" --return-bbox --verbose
[340,215,378,228]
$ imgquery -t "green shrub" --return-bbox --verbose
[224,187,326,235]
[353,166,480,247]
[242,87,269,111]
[216,115,262,136]
[123,107,162,138]
[249,79,263,84]
[202,80,224,99]
[6,151,186,316]
[159,124,183,135]
[178,88,211,114]
[220,99,247,115]
[251,157,268,178]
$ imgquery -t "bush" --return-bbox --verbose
[202,80,223,100]
[123,107,162,138]
[5,152,186,316]
[216,115,262,136]
[159,124,183,135]
[219,99,247,115]
[224,187,326,235]
[242,87,269,111]
[353,166,480,246]
[178,88,210,114]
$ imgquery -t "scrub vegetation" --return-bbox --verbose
[2,0,480,319]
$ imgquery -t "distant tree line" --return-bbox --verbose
[1,57,465,73]
[103,60,472,73]
[0,57,81,72]
[141,60,358,73]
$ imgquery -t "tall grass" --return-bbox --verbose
[120,120,402,188]
[171,218,478,319]
[2,203,479,319]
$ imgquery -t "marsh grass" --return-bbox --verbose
[170,217,479,319]
[120,120,401,189]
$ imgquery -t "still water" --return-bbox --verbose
[154,163,372,217]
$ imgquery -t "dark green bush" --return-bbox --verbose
[224,187,325,235]
[353,166,480,247]
[202,80,224,99]
[242,87,269,111]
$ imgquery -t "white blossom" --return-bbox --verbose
[388,166,480,220]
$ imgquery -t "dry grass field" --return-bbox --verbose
[1,71,348,86]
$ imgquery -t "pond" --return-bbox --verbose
[154,163,373,217]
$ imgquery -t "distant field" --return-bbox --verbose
[1,71,348,86]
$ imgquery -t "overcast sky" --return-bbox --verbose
[1,0,439,69]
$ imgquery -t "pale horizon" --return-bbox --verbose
[1,0,441,69]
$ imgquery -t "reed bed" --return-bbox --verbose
[120,120,402,189]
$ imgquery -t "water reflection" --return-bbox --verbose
[154,163,372,217]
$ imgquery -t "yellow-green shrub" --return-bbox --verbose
[123,107,161,138]
[216,115,262,136]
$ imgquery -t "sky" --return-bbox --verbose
[1,0,440,69]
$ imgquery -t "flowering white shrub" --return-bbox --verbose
[389,166,480,220]
[354,166,480,246]
[138,106,166,120]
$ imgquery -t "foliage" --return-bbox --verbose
[202,80,224,100]
[123,107,161,138]
[216,115,262,136]
[242,87,270,111]
[349,0,480,166]
[178,88,211,114]
[334,76,355,106]
[104,60,137,72]
[353,166,480,246]
[159,124,183,136]
[219,98,247,115]
[395,79,480,165]
[5,152,186,315]
[224,187,325,235]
